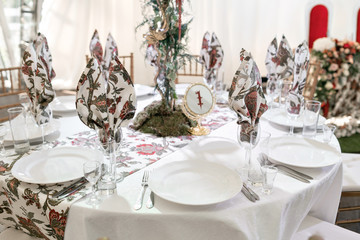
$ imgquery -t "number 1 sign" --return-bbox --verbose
[181,83,215,135]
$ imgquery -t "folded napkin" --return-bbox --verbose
[89,30,119,82]
[200,32,224,86]
[22,33,55,125]
[276,35,294,81]
[292,41,310,95]
[265,37,278,82]
[228,49,268,136]
[76,56,136,143]
[89,30,104,65]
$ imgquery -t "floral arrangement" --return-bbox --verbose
[311,37,360,106]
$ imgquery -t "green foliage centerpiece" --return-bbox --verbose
[132,0,196,136]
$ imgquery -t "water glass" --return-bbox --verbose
[285,92,304,135]
[0,125,6,156]
[7,107,30,154]
[215,72,226,104]
[261,165,278,195]
[266,79,281,109]
[302,100,321,138]
[322,124,337,143]
[83,160,101,205]
[280,80,292,108]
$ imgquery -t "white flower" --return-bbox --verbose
[343,70,350,76]
[325,81,333,90]
[342,63,349,70]
[329,63,338,71]
[313,38,335,51]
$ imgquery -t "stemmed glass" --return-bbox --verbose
[83,160,101,205]
[285,92,304,135]
[0,125,7,157]
[237,123,262,186]
[36,109,52,150]
[266,79,281,109]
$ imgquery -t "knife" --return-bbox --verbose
[52,177,88,198]
[57,183,87,200]
[241,187,256,202]
[243,183,260,201]
[276,165,313,180]
[278,168,310,183]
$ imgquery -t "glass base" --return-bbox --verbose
[86,194,101,206]
[97,180,116,195]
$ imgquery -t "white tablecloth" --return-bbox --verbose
[57,97,342,240]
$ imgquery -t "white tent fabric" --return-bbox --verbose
[39,0,360,90]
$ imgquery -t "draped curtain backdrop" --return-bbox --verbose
[39,0,360,90]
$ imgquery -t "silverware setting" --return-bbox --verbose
[52,177,88,199]
[242,183,260,202]
[258,153,313,183]
[134,170,150,210]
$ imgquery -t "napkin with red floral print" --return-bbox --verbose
[228,49,268,134]
[76,56,136,141]
[22,33,55,125]
[89,30,118,81]
[265,35,294,82]
[265,37,278,82]
[200,32,224,86]
[292,41,310,95]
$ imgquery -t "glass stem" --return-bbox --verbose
[41,124,45,147]
[289,125,294,135]
[245,147,252,181]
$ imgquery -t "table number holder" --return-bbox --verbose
[181,83,215,136]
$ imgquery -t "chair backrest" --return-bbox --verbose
[0,67,26,122]
[85,53,134,82]
[306,2,332,49]
[176,55,204,84]
[303,62,321,100]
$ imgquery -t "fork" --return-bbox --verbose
[133,170,150,210]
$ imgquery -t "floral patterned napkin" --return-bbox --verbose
[200,32,224,86]
[265,37,278,82]
[276,35,294,81]
[22,33,55,125]
[76,56,136,142]
[292,41,310,95]
[89,30,118,81]
[228,49,268,134]
[265,35,294,82]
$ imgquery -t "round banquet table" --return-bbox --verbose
[59,95,342,240]
[0,93,342,240]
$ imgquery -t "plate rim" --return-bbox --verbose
[148,160,242,206]
[11,146,103,184]
[264,108,326,128]
[4,119,61,144]
[268,136,340,168]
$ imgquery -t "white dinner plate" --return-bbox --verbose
[268,136,340,168]
[148,160,242,206]
[4,119,61,146]
[263,108,326,128]
[134,84,155,97]
[50,96,76,113]
[11,147,103,184]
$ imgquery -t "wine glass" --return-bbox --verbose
[285,92,304,135]
[266,79,281,109]
[280,80,292,108]
[35,108,52,150]
[237,123,262,186]
[83,160,101,205]
[0,125,7,156]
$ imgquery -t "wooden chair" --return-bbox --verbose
[0,67,26,122]
[303,62,321,100]
[336,191,360,226]
[85,53,134,82]
[176,54,204,84]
